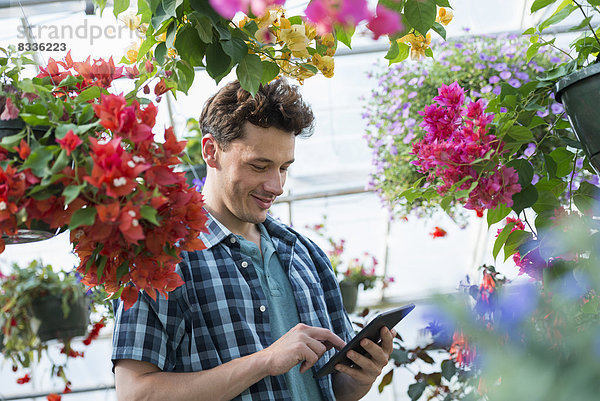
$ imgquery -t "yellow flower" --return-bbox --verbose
[120,11,141,31]
[255,27,276,43]
[255,8,281,29]
[278,17,291,30]
[238,16,251,28]
[156,31,167,42]
[436,8,453,26]
[125,41,140,63]
[167,47,178,58]
[312,53,334,78]
[276,51,292,72]
[292,65,316,84]
[398,32,431,60]
[320,33,335,48]
[305,22,317,41]
[325,47,336,56]
[279,24,311,58]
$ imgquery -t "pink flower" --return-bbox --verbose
[209,0,285,20]
[0,97,19,120]
[367,5,403,40]
[305,0,372,34]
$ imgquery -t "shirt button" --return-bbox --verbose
[259,305,266,312]
[241,261,248,268]
[230,237,236,244]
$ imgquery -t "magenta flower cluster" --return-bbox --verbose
[412,82,522,215]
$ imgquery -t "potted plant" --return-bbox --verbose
[363,32,567,220]
[0,46,209,309]
[0,260,109,389]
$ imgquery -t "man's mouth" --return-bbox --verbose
[251,194,275,209]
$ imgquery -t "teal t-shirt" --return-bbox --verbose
[236,224,324,401]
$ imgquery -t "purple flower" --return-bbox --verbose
[493,86,502,95]
[500,71,512,80]
[524,143,536,157]
[576,158,584,169]
[536,109,549,118]
[193,177,206,192]
[550,57,562,63]
[494,63,508,72]
[489,76,500,84]
[408,91,418,99]
[515,72,529,80]
[475,63,486,70]
[455,43,464,49]
[403,131,415,144]
[588,176,600,186]
[451,65,462,71]
[408,77,418,86]
[390,145,398,156]
[550,103,564,115]
[500,106,507,113]
[508,78,521,88]
[481,85,492,94]
[531,173,540,185]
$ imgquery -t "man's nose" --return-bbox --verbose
[264,170,284,196]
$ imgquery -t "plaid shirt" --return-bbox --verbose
[112,212,354,401]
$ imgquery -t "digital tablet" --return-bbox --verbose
[314,303,415,378]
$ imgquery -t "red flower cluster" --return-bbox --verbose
[46,394,61,401]
[430,226,447,238]
[449,331,476,367]
[16,373,30,384]
[1,53,209,310]
[82,318,105,345]
[412,82,522,216]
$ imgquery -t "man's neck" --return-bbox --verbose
[203,202,261,247]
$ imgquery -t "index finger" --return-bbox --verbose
[306,327,347,350]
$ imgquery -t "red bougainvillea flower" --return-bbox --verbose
[479,270,496,303]
[449,331,476,367]
[56,130,83,156]
[13,139,30,160]
[120,285,140,311]
[305,0,372,34]
[0,97,19,120]
[46,394,61,401]
[16,373,31,384]
[430,226,447,238]
[72,56,124,88]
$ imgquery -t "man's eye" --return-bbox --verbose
[251,164,266,171]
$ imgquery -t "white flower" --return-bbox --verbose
[132,219,139,227]
[128,210,136,217]
[127,161,136,168]
[0,201,6,211]
[113,177,127,187]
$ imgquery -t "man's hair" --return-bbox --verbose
[199,79,315,150]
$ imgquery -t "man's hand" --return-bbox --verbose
[260,323,346,375]
[333,327,396,400]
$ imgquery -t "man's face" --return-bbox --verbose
[212,122,295,226]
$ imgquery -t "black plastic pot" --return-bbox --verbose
[555,63,600,174]
[30,295,88,342]
[339,280,359,314]
[0,118,49,140]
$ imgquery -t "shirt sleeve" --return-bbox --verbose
[111,286,185,372]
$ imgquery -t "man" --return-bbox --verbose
[112,79,395,401]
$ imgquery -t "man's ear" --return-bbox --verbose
[202,134,219,168]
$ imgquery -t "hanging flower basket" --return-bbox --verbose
[30,294,88,342]
[0,48,209,309]
[555,63,600,174]
[339,279,359,314]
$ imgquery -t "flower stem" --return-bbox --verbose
[572,0,600,62]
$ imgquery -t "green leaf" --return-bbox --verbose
[507,159,534,187]
[531,0,557,13]
[408,382,427,401]
[174,60,195,94]
[511,184,539,215]
[192,14,213,43]
[386,42,410,65]
[536,178,567,197]
[494,222,516,260]
[334,23,354,49]
[174,24,207,66]
[431,21,446,40]
[532,190,560,213]
[96,255,108,281]
[50,149,69,175]
[506,125,534,143]
[62,185,82,205]
[487,203,511,226]
[404,0,437,36]
[140,205,160,225]
[205,42,231,82]
[69,207,97,230]
[221,37,248,63]
[260,60,280,85]
[441,360,456,381]
[113,0,130,17]
[75,85,102,103]
[526,43,542,62]
[138,35,158,61]
[573,181,600,214]
[378,369,394,393]
[236,54,263,96]
[435,0,451,7]
[115,261,130,283]
[548,148,575,177]
[21,146,54,177]
[504,230,533,261]
[162,0,177,17]
[539,4,577,32]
